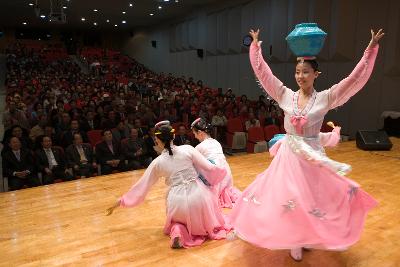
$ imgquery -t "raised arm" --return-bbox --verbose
[328,29,384,109]
[189,146,226,186]
[119,159,160,208]
[249,29,288,103]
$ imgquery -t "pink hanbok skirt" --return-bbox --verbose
[229,136,377,250]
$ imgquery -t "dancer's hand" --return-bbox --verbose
[327,121,336,128]
[367,29,384,49]
[249,29,260,44]
[105,200,120,216]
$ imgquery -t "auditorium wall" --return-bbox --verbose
[123,0,400,137]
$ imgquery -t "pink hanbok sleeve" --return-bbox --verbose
[119,159,160,208]
[269,137,285,157]
[327,45,379,109]
[319,127,341,147]
[189,146,227,186]
[249,41,289,103]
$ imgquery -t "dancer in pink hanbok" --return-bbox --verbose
[191,118,241,208]
[230,29,384,261]
[106,121,231,248]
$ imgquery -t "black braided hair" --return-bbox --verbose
[155,120,174,156]
[191,118,213,135]
[297,59,319,72]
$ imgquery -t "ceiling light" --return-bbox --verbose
[93,9,98,12]
[150,13,154,16]
[94,22,97,26]
[22,22,27,25]
[106,19,110,23]
[122,11,126,14]
[164,0,170,2]
[158,6,162,9]
[63,6,67,9]
[129,3,133,7]
[122,20,127,24]
[175,0,179,2]
[81,17,86,21]
[29,3,34,6]
[114,24,118,27]
[40,15,46,18]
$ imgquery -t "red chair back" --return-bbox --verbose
[226,118,245,148]
[52,146,65,155]
[247,127,265,142]
[226,118,243,133]
[264,125,280,141]
[87,130,103,147]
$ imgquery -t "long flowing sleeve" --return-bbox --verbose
[189,146,227,186]
[119,159,160,208]
[249,41,288,103]
[327,45,379,109]
[319,127,341,147]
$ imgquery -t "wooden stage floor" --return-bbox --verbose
[1,139,399,267]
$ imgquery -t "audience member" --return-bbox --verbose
[2,137,40,190]
[66,133,97,178]
[95,130,126,175]
[35,135,72,184]
[123,128,152,170]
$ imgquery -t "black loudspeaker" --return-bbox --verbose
[356,130,393,151]
[151,40,157,48]
[197,49,204,58]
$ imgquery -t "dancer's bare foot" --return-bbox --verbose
[290,248,303,261]
[171,236,183,249]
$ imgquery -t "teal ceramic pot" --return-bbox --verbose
[286,23,327,57]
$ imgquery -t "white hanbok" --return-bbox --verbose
[196,138,241,208]
[120,145,231,247]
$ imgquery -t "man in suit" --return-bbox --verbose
[144,126,159,160]
[111,120,131,143]
[173,125,196,146]
[80,110,100,132]
[62,119,89,148]
[2,137,40,191]
[35,135,72,185]
[95,129,126,175]
[123,128,153,170]
[100,110,121,130]
[66,133,97,178]
[134,118,148,138]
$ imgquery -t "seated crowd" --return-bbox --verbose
[2,42,283,191]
